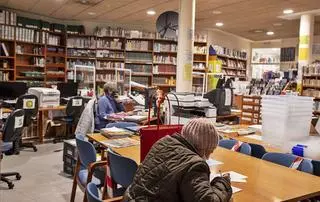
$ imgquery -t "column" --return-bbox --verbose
[297,14,314,93]
[176,0,196,93]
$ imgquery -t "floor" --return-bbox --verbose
[0,143,84,202]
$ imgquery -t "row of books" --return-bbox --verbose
[126,40,150,51]
[96,73,124,82]
[96,39,123,49]
[67,49,96,57]
[0,43,9,56]
[153,43,177,52]
[127,76,149,86]
[67,37,96,49]
[97,61,125,69]
[95,27,126,37]
[153,76,176,85]
[96,50,124,59]
[67,61,96,69]
[153,55,177,64]
[48,34,62,46]
[0,71,9,81]
[194,46,207,54]
[16,27,46,44]
[194,33,207,43]
[0,25,14,40]
[193,63,206,70]
[213,45,247,60]
[0,10,16,25]
[126,64,152,73]
[153,65,176,74]
[126,52,152,62]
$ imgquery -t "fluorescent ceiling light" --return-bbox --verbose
[88,12,96,15]
[147,10,156,15]
[266,31,274,36]
[215,22,224,27]
[212,10,222,15]
[283,9,294,14]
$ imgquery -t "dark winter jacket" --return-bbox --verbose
[123,134,232,202]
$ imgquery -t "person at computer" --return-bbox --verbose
[124,118,232,202]
[95,82,125,130]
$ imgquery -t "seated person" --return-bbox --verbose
[124,118,232,202]
[95,83,124,130]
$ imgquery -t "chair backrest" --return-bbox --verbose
[108,149,138,188]
[16,94,39,127]
[312,160,320,176]
[86,182,102,202]
[105,122,138,129]
[249,143,267,159]
[76,136,96,169]
[2,109,25,142]
[262,153,313,174]
[218,139,252,155]
[66,96,85,120]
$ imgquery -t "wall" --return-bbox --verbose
[206,29,253,78]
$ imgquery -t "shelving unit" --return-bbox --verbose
[241,95,262,125]
[0,38,15,81]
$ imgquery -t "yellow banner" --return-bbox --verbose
[299,35,309,45]
[184,63,192,81]
[298,47,309,61]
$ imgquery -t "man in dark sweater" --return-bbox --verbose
[124,118,232,202]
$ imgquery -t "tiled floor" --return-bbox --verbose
[0,143,84,202]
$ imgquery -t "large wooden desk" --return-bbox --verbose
[87,133,320,202]
[38,105,66,143]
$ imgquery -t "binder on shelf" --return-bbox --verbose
[1,43,9,56]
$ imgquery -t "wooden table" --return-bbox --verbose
[88,133,320,201]
[38,105,66,143]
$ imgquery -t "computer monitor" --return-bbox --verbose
[0,82,27,100]
[57,82,78,98]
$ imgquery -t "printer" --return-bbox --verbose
[28,87,60,107]
[167,92,195,107]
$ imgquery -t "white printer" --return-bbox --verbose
[167,93,195,107]
[28,87,60,107]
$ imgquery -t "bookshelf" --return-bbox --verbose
[0,38,15,81]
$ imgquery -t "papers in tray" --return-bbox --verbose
[123,115,148,122]
[244,134,262,141]
[206,158,224,167]
[101,137,140,148]
[210,171,247,183]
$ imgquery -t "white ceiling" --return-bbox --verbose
[1,0,320,41]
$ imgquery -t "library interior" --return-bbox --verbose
[1,0,320,202]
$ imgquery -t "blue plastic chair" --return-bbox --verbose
[218,139,252,156]
[248,143,267,159]
[86,182,102,202]
[262,153,313,174]
[71,136,107,202]
[105,122,138,129]
[107,148,138,197]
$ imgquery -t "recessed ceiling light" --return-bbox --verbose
[254,29,264,33]
[147,10,156,15]
[266,31,274,36]
[283,9,294,14]
[215,22,224,27]
[273,23,283,26]
[88,12,96,15]
[212,10,222,15]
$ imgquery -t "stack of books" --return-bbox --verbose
[100,127,133,139]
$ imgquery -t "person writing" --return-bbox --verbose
[124,118,232,202]
[95,83,125,130]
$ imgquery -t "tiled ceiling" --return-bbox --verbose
[1,0,320,41]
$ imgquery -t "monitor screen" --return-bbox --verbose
[57,82,78,98]
[0,82,27,100]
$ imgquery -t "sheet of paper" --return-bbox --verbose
[206,159,223,167]
[232,186,242,194]
[244,134,262,141]
[103,127,127,133]
[210,171,247,183]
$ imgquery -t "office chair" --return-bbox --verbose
[218,139,252,156]
[0,109,25,189]
[53,96,85,143]
[248,143,267,159]
[105,148,138,197]
[16,94,39,152]
[262,153,313,174]
[71,136,107,202]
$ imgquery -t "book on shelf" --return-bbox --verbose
[1,43,9,56]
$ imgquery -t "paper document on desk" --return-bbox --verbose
[101,138,140,148]
[206,159,224,167]
[210,171,247,183]
[103,127,127,134]
[231,186,242,194]
[244,134,262,141]
[124,115,147,122]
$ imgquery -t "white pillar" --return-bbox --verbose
[297,14,314,93]
[176,0,195,93]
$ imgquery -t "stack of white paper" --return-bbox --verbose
[210,171,247,183]
[206,158,223,167]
